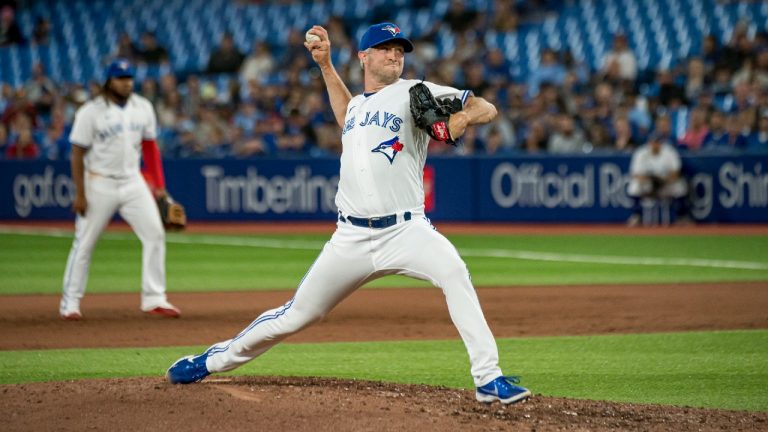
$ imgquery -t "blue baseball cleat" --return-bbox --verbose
[476,376,531,404]
[166,354,210,384]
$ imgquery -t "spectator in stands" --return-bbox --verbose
[679,106,709,152]
[585,121,611,152]
[38,108,69,160]
[309,121,342,157]
[748,108,768,152]
[738,106,757,136]
[240,41,275,84]
[611,116,637,152]
[207,33,245,74]
[114,32,140,63]
[0,5,23,46]
[527,48,566,98]
[32,16,50,45]
[626,133,690,226]
[140,78,159,106]
[24,63,56,118]
[443,0,478,34]
[548,114,587,154]
[0,82,12,114]
[0,122,7,157]
[462,61,489,96]
[754,47,768,90]
[626,92,652,139]
[325,15,352,51]
[1,88,36,130]
[657,68,686,107]
[719,21,752,73]
[700,34,720,73]
[492,7,519,33]
[276,108,313,155]
[710,65,733,103]
[650,113,675,145]
[196,106,231,157]
[601,34,637,83]
[701,110,727,148]
[158,73,177,96]
[156,90,182,130]
[684,57,708,102]
[137,31,170,64]
[702,111,747,152]
[5,127,39,159]
[179,75,202,117]
[728,82,753,113]
[485,48,513,87]
[232,131,268,158]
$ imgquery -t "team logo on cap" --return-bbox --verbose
[382,24,400,36]
[118,61,130,70]
[371,136,405,164]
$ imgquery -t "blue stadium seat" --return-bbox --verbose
[1,0,767,87]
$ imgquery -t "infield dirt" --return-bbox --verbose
[2,282,768,431]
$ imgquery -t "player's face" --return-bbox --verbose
[109,77,134,98]
[364,42,405,85]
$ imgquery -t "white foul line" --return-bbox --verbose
[2,227,767,271]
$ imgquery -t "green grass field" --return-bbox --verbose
[1,231,767,294]
[1,229,767,411]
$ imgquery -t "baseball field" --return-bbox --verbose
[1,221,767,431]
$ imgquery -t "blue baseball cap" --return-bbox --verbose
[105,59,135,80]
[359,23,413,52]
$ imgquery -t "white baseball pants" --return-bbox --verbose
[204,214,503,387]
[60,172,168,314]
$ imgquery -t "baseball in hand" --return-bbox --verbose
[305,30,321,43]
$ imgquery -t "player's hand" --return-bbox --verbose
[154,188,168,199]
[304,25,331,67]
[447,111,470,141]
[72,194,87,216]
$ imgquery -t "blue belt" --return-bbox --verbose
[339,211,412,229]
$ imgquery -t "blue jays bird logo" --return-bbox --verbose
[371,136,405,164]
[382,24,401,36]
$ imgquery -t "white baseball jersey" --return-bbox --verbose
[336,79,470,217]
[629,143,681,178]
[61,93,172,318]
[69,94,157,177]
[200,78,507,388]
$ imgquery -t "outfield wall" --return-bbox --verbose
[2,154,767,223]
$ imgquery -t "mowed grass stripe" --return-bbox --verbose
[0,330,765,412]
[2,229,767,270]
[1,231,767,294]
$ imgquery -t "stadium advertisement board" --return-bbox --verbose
[2,155,766,223]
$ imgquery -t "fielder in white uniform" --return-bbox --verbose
[626,133,690,225]
[60,59,181,320]
[167,23,531,405]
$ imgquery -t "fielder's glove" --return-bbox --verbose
[157,194,187,231]
[649,176,666,195]
[409,82,464,144]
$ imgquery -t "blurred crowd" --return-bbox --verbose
[1,0,767,161]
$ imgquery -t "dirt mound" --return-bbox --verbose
[3,376,766,432]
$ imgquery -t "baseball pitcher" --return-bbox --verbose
[167,23,530,405]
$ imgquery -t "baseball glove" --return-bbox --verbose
[157,194,187,231]
[649,176,666,195]
[409,82,464,144]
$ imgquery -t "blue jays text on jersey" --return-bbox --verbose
[342,110,403,135]
[95,122,144,142]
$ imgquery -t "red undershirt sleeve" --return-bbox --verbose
[141,139,166,191]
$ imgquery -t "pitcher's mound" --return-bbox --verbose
[3,376,766,431]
